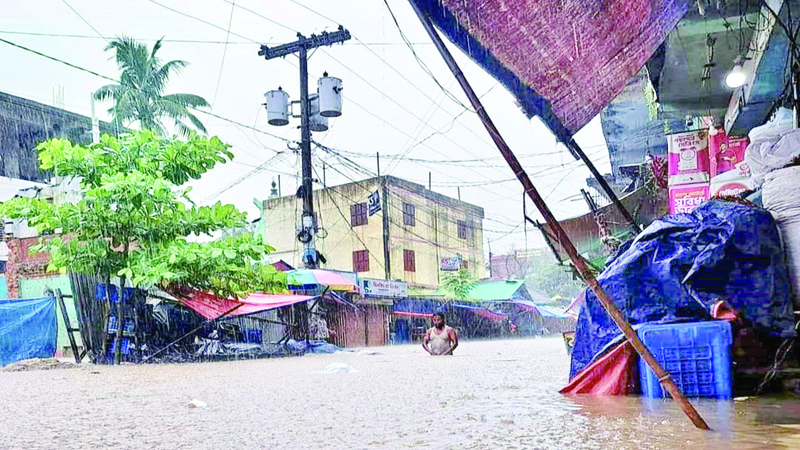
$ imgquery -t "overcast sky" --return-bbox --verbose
[0,0,612,256]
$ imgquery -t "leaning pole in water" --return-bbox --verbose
[408,3,710,431]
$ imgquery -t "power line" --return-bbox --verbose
[311,166,387,272]
[0,35,295,150]
[318,161,483,250]
[381,0,468,109]
[205,151,289,202]
[210,0,237,110]
[0,30,432,46]
[226,0,515,193]
[61,0,108,43]
[221,0,296,34]
[145,0,260,43]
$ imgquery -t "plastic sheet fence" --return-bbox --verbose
[0,297,57,366]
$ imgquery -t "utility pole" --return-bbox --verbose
[488,242,493,278]
[259,26,351,268]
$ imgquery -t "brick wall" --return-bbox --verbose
[6,237,51,298]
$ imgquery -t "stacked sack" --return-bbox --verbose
[753,108,800,308]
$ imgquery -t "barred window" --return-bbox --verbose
[353,250,370,272]
[403,249,416,272]
[403,203,415,226]
[350,203,368,227]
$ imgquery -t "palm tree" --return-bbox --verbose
[94,36,209,136]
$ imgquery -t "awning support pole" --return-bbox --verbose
[409,3,709,431]
[566,139,641,235]
[142,303,243,363]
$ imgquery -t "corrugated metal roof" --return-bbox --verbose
[468,280,524,302]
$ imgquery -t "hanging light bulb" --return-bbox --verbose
[725,56,747,88]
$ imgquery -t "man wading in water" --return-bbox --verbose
[422,313,458,355]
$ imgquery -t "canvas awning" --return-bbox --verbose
[178,291,317,321]
[287,269,357,292]
[410,0,689,141]
[512,299,572,319]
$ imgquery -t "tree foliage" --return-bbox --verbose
[0,131,285,299]
[94,36,209,137]
[526,262,584,300]
[440,268,477,301]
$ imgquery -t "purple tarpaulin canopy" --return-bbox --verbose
[409,0,689,141]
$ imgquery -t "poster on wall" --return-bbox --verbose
[669,183,709,215]
[668,130,710,186]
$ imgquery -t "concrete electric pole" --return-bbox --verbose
[259,26,351,268]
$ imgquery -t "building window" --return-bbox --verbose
[403,203,416,226]
[461,260,469,270]
[458,220,472,239]
[351,203,368,227]
[353,250,370,272]
[403,249,416,272]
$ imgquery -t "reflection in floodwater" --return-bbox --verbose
[0,338,798,449]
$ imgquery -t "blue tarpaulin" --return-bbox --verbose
[571,201,795,378]
[0,296,57,366]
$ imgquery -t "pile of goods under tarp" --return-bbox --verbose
[564,200,795,395]
[751,108,800,312]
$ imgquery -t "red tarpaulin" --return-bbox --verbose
[179,291,316,320]
[560,341,638,395]
[392,311,434,319]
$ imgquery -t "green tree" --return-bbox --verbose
[527,262,584,300]
[0,131,285,364]
[440,268,477,301]
[94,37,209,137]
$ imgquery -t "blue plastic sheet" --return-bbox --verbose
[0,297,57,366]
[571,201,795,378]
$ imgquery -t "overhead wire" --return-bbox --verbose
[210,0,237,110]
[145,0,260,43]
[225,1,519,196]
[61,0,109,43]
[318,158,491,250]
[0,30,433,46]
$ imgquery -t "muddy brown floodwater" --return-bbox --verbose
[1,337,799,449]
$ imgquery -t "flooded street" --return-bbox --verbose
[1,337,799,449]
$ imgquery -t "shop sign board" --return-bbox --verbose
[368,191,381,216]
[361,278,407,298]
[440,255,462,271]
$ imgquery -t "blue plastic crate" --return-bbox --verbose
[107,315,119,334]
[107,338,131,357]
[95,284,136,304]
[245,328,263,344]
[95,284,118,303]
[637,321,732,399]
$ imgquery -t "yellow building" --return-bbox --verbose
[261,176,484,289]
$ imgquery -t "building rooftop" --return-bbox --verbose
[263,175,484,217]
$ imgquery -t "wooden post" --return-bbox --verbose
[410,4,709,430]
[568,139,640,236]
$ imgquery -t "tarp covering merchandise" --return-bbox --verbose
[0,297,57,366]
[179,291,316,320]
[411,0,690,140]
[570,201,795,378]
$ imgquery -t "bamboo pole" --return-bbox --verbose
[409,4,710,430]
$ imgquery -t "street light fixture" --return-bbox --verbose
[725,56,747,89]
